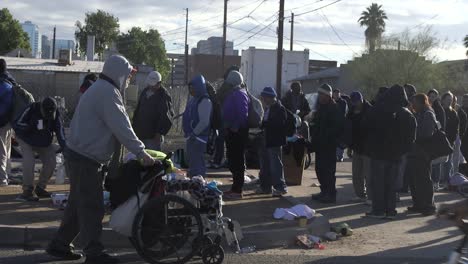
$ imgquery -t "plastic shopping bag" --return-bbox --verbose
[109,192,149,237]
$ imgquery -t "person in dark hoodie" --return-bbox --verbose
[370,87,389,106]
[452,96,467,173]
[333,89,348,162]
[347,91,372,203]
[404,84,417,101]
[407,94,437,216]
[364,85,416,219]
[13,97,67,201]
[133,71,173,151]
[256,86,288,197]
[282,82,311,119]
[183,74,212,177]
[427,89,446,191]
[222,71,249,200]
[440,92,459,187]
[310,84,344,203]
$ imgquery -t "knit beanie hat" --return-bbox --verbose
[261,86,277,98]
[350,91,364,105]
[318,84,332,97]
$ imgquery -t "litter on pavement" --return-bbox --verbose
[273,204,316,220]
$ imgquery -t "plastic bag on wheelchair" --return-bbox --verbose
[109,191,150,237]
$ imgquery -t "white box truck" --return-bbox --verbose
[240,47,309,97]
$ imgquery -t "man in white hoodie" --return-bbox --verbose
[47,55,155,264]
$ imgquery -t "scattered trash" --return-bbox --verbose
[274,204,316,220]
[297,216,308,227]
[296,235,314,249]
[314,243,325,250]
[323,232,338,241]
[308,235,321,244]
[331,223,353,237]
[244,175,252,184]
[51,193,69,210]
[239,246,256,254]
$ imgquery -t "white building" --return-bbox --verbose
[21,21,41,58]
[241,47,310,97]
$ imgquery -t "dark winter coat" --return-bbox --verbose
[262,101,288,148]
[133,86,173,139]
[444,107,459,144]
[336,97,348,117]
[458,107,467,138]
[432,100,446,131]
[365,86,417,161]
[310,101,344,151]
[13,102,66,148]
[347,101,372,155]
[281,91,311,119]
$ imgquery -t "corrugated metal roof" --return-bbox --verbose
[0,56,104,73]
[292,67,340,81]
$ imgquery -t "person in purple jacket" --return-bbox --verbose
[222,71,249,200]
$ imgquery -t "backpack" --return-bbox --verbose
[247,92,264,128]
[9,81,35,122]
[0,80,13,127]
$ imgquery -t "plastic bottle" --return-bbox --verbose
[239,246,256,254]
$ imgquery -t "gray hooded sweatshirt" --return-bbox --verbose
[67,55,145,164]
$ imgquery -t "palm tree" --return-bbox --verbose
[464,35,468,56]
[358,3,388,53]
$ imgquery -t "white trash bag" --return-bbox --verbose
[109,192,149,237]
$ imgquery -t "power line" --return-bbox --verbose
[288,0,342,18]
[319,12,358,55]
[286,0,325,12]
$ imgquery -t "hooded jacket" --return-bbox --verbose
[262,100,288,148]
[222,71,249,131]
[13,102,66,148]
[444,106,459,144]
[347,100,372,155]
[281,90,311,119]
[365,85,416,161]
[432,99,446,131]
[183,75,212,142]
[310,99,344,151]
[67,55,145,164]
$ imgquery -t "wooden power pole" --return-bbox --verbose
[184,8,189,85]
[276,0,285,97]
[222,0,228,73]
[289,13,294,51]
[52,26,56,59]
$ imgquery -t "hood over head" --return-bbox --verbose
[225,71,244,87]
[223,65,240,80]
[189,74,208,98]
[385,84,408,108]
[101,55,134,90]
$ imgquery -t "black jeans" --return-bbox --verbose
[51,149,105,257]
[407,154,435,211]
[225,127,249,193]
[315,147,337,196]
[370,159,400,215]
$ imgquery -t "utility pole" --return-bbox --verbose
[52,26,56,59]
[184,8,189,85]
[171,58,175,89]
[276,0,285,97]
[222,0,228,74]
[289,13,294,51]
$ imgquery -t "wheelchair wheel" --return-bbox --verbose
[132,194,203,264]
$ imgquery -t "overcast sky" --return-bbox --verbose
[4,0,468,64]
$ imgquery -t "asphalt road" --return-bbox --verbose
[0,248,447,264]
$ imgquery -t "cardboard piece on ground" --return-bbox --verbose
[283,149,305,186]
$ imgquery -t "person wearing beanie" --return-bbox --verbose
[404,84,417,99]
[347,91,373,204]
[12,97,67,201]
[310,83,344,203]
[222,70,250,200]
[0,58,15,186]
[281,82,311,119]
[132,71,174,151]
[256,86,288,196]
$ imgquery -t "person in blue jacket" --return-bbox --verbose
[0,59,14,186]
[183,74,212,177]
[13,97,66,201]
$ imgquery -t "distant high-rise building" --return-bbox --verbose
[191,37,238,56]
[53,39,75,59]
[21,21,41,58]
[41,35,51,59]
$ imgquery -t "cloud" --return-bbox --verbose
[3,0,467,63]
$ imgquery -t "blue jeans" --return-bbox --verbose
[441,154,453,185]
[186,137,207,177]
[259,143,287,192]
